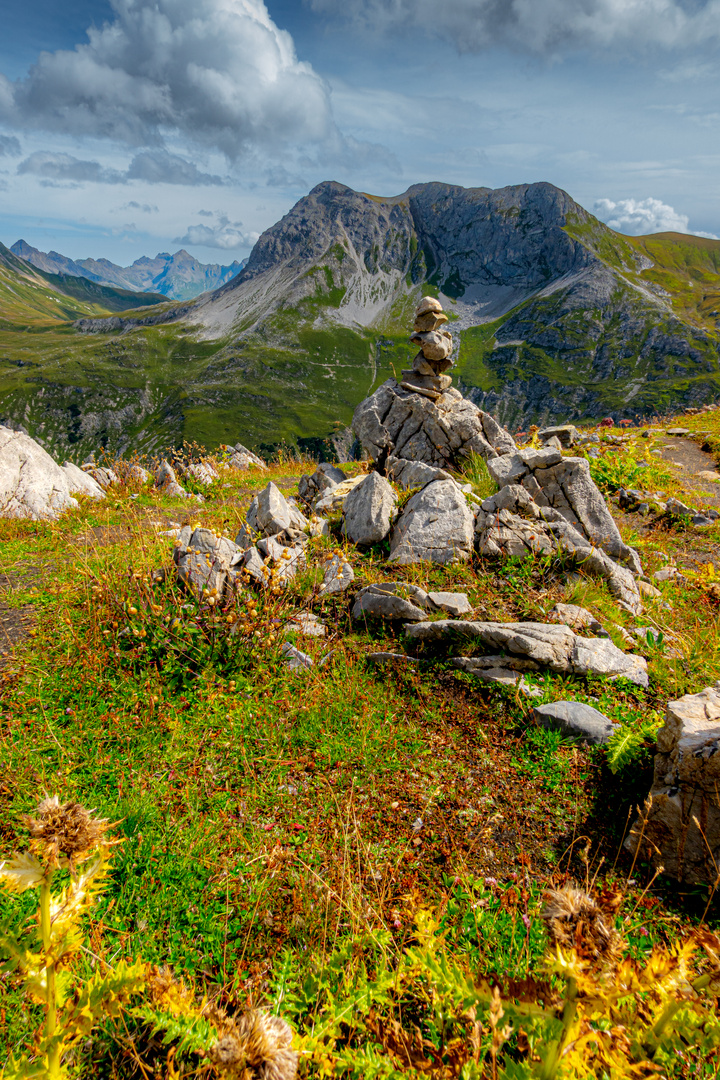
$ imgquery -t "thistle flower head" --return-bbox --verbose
[22,796,113,870]
[209,1009,298,1080]
[542,885,622,968]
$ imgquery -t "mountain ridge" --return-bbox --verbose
[2,179,720,456]
[9,240,245,301]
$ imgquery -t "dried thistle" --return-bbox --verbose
[209,1009,298,1080]
[542,885,623,968]
[22,796,114,870]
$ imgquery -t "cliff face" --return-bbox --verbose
[4,180,720,456]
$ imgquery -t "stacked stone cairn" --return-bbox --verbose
[401,296,454,401]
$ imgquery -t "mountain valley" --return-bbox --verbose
[1,180,720,457]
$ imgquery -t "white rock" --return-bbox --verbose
[314,473,366,513]
[62,461,105,500]
[342,471,398,545]
[390,478,475,565]
[0,426,79,520]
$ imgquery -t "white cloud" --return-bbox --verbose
[309,0,720,54]
[594,196,718,238]
[174,213,259,249]
[0,0,335,159]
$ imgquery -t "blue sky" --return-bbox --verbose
[1,0,719,265]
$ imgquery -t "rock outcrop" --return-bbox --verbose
[626,685,720,884]
[404,620,649,687]
[0,426,93,520]
[389,478,475,565]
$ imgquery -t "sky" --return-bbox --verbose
[1,0,720,266]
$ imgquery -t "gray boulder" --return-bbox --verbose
[538,424,578,447]
[626,685,720,884]
[404,619,648,686]
[320,553,355,595]
[227,442,266,469]
[352,379,516,469]
[533,701,618,744]
[298,463,346,505]
[86,466,118,490]
[352,590,428,622]
[342,471,398,545]
[175,527,240,598]
[386,456,451,491]
[389,479,474,565]
[248,481,308,536]
[486,453,528,487]
[427,591,473,616]
[0,426,80,520]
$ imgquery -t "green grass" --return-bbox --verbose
[2,434,720,1075]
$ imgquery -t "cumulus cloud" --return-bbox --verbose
[16,149,225,186]
[17,151,125,185]
[126,149,224,185]
[0,0,334,159]
[309,0,720,54]
[175,213,259,249]
[0,134,20,156]
[594,196,718,238]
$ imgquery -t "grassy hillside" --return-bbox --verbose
[2,410,720,1076]
[0,241,166,327]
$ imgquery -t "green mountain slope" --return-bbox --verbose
[1,183,719,457]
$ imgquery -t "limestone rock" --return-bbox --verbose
[242,546,270,585]
[126,464,151,486]
[0,426,80,520]
[386,456,451,491]
[352,589,428,622]
[185,461,220,486]
[314,474,366,513]
[538,425,578,447]
[175,527,240,598]
[342,471,398,545]
[626,685,720,884]
[286,613,326,637]
[451,657,542,696]
[414,311,448,332]
[519,447,563,470]
[487,453,528,487]
[548,603,603,633]
[410,329,453,361]
[298,463,346,506]
[368,651,420,666]
[404,620,648,686]
[248,482,308,536]
[352,379,516,470]
[427,591,473,616]
[62,461,105,500]
[227,442,266,469]
[533,701,618,744]
[281,642,314,670]
[389,478,474,565]
[86,466,118,490]
[320,553,354,595]
[416,296,444,316]
[308,516,330,538]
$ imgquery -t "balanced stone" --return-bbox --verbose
[416,296,443,316]
[411,329,453,361]
[414,311,448,332]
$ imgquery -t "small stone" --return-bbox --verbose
[666,427,690,436]
[352,588,428,622]
[315,474,366,514]
[367,652,420,666]
[410,329,453,361]
[286,613,326,637]
[413,311,448,332]
[548,603,603,633]
[519,446,563,470]
[320,554,354,595]
[281,643,313,670]
[653,567,680,582]
[415,295,444,316]
[426,591,473,616]
[666,497,694,517]
[538,425,578,447]
[308,516,330,538]
[533,701,618,745]
[638,580,662,598]
[696,470,720,482]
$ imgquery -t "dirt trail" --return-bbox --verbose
[659,436,720,506]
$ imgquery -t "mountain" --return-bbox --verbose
[10,241,245,301]
[2,180,720,457]
[0,240,167,325]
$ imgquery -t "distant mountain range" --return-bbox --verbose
[1,180,720,457]
[10,241,245,301]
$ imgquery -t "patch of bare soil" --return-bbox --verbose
[659,436,720,506]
